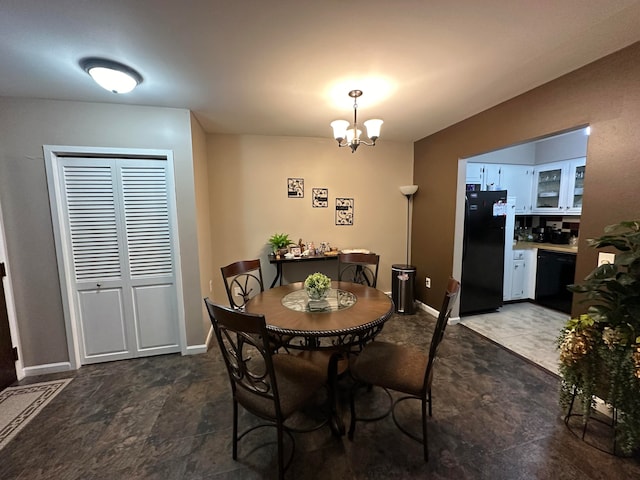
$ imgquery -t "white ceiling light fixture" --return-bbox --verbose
[80,57,143,94]
[330,90,383,153]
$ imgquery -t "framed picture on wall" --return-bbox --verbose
[312,188,328,207]
[287,178,304,198]
[335,197,354,225]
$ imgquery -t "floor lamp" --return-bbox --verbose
[399,185,419,266]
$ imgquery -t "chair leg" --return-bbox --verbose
[427,388,432,417]
[277,422,285,480]
[422,397,429,462]
[232,400,238,459]
[348,383,357,440]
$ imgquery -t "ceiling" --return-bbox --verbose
[2,1,640,143]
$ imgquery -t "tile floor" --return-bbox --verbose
[3,309,639,479]
[459,301,568,375]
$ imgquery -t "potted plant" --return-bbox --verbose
[557,220,640,454]
[268,233,292,256]
[304,272,332,300]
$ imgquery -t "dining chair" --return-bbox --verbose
[204,299,331,479]
[347,277,461,461]
[337,252,380,288]
[221,259,264,310]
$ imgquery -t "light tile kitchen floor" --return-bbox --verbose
[459,302,569,376]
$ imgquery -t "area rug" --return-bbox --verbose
[0,378,72,450]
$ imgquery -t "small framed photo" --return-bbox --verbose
[288,178,304,198]
[312,188,328,208]
[336,197,354,225]
[290,246,302,257]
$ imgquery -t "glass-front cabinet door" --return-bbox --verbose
[532,162,563,212]
[565,158,586,213]
[531,158,585,214]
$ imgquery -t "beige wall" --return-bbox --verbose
[206,134,414,304]
[413,41,640,315]
[190,113,214,337]
[0,97,207,367]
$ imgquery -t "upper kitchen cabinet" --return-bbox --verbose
[466,163,485,186]
[499,164,533,214]
[466,163,533,214]
[565,159,586,213]
[531,158,585,214]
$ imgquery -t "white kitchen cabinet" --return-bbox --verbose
[466,163,485,185]
[483,164,502,190]
[508,249,537,300]
[565,158,586,214]
[511,259,526,299]
[499,164,534,214]
[467,163,534,213]
[525,248,537,299]
[466,163,504,190]
[531,157,585,214]
[510,250,527,300]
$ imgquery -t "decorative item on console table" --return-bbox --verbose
[557,220,640,455]
[268,232,293,258]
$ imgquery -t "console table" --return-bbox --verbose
[268,254,338,288]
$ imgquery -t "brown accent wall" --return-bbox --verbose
[413,41,640,314]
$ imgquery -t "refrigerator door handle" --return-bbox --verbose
[463,194,469,261]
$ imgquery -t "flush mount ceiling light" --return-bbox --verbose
[80,57,143,94]
[330,90,383,153]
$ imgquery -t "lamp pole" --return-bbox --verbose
[399,185,418,266]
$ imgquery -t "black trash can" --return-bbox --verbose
[392,264,416,314]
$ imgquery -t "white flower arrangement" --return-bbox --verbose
[304,272,331,299]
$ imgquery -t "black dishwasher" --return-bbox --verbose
[535,250,576,314]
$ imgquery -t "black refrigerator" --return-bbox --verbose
[460,190,507,315]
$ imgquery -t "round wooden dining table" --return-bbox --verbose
[245,281,394,435]
[245,281,394,351]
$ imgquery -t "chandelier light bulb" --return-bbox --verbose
[330,90,382,152]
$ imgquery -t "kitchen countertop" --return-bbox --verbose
[514,241,578,254]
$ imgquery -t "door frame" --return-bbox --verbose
[44,145,187,369]
[0,198,24,381]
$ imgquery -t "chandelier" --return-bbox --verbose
[330,90,383,153]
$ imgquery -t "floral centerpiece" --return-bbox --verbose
[557,220,640,454]
[304,272,331,300]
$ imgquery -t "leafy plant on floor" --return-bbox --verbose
[557,220,640,454]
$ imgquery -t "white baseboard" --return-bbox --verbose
[185,343,208,355]
[23,361,73,377]
[415,300,460,324]
[205,326,214,349]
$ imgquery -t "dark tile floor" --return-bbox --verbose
[2,309,639,479]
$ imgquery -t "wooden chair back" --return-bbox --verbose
[220,259,264,309]
[337,253,380,288]
[423,277,460,394]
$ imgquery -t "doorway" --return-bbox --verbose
[453,127,589,370]
[44,146,185,367]
[0,262,17,389]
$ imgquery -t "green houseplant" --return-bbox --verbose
[268,233,292,255]
[557,220,640,454]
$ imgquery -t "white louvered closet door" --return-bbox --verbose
[59,157,180,364]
